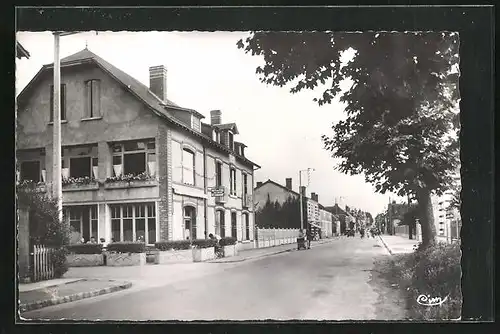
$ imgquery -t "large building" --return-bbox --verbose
[16,48,259,248]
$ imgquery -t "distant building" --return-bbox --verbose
[324,204,354,234]
[253,178,299,212]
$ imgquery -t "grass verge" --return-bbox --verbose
[376,242,462,320]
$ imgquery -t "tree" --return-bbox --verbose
[237,32,459,248]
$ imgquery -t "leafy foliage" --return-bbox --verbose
[238,32,460,247]
[255,195,305,229]
[62,176,96,186]
[381,242,461,320]
[191,239,217,249]
[105,172,154,183]
[17,183,70,278]
[219,237,237,246]
[155,240,192,251]
[106,241,146,253]
[67,243,103,254]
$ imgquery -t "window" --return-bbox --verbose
[67,205,98,244]
[84,79,101,118]
[215,210,225,238]
[231,212,237,238]
[230,167,237,195]
[112,140,156,177]
[20,161,40,182]
[69,156,91,178]
[184,206,197,240]
[243,213,250,240]
[110,203,156,244]
[228,131,234,150]
[50,84,67,122]
[243,173,248,197]
[182,148,195,185]
[215,161,223,187]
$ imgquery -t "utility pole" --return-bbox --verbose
[299,171,303,231]
[52,32,63,222]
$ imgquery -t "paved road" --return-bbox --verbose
[21,236,407,321]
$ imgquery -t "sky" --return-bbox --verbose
[15,31,406,216]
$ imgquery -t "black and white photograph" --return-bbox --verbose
[13,7,493,324]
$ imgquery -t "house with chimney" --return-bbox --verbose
[254,178,333,236]
[324,203,355,235]
[16,48,259,248]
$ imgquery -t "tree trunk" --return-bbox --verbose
[416,187,437,247]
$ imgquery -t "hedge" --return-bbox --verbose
[67,244,103,254]
[155,240,192,251]
[106,242,146,253]
[382,241,462,320]
[191,239,217,249]
[219,237,237,246]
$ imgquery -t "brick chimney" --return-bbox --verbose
[285,178,292,190]
[300,186,306,197]
[211,110,222,125]
[149,65,167,102]
[256,181,263,188]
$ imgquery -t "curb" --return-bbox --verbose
[19,281,132,313]
[209,248,295,263]
[209,239,336,263]
[378,235,394,255]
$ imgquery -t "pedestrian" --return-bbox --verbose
[306,228,312,249]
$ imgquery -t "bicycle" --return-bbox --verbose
[215,245,224,258]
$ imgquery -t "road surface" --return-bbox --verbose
[21,236,407,321]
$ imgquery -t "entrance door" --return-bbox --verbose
[184,206,197,240]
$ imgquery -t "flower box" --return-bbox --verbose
[66,253,104,267]
[192,247,215,262]
[154,249,193,264]
[63,182,99,191]
[104,179,158,189]
[223,244,237,258]
[106,252,146,266]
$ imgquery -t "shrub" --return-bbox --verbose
[155,240,192,251]
[219,237,237,246]
[384,241,462,320]
[67,244,103,254]
[191,239,217,249]
[17,183,70,278]
[106,242,146,253]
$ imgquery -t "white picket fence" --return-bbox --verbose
[255,228,300,248]
[32,244,56,282]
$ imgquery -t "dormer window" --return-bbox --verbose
[228,131,234,150]
[190,115,201,132]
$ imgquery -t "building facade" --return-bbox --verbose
[16,48,259,247]
[253,178,299,211]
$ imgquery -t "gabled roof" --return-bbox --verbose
[254,179,300,197]
[214,122,239,134]
[324,204,349,216]
[16,48,260,168]
[16,41,30,59]
[234,141,247,148]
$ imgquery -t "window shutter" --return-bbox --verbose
[49,86,54,122]
[236,170,242,197]
[84,81,91,118]
[92,80,101,117]
[61,84,66,120]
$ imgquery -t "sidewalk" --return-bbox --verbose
[378,234,419,255]
[18,278,132,313]
[209,236,338,263]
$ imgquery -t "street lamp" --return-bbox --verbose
[52,31,82,222]
[299,168,314,231]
